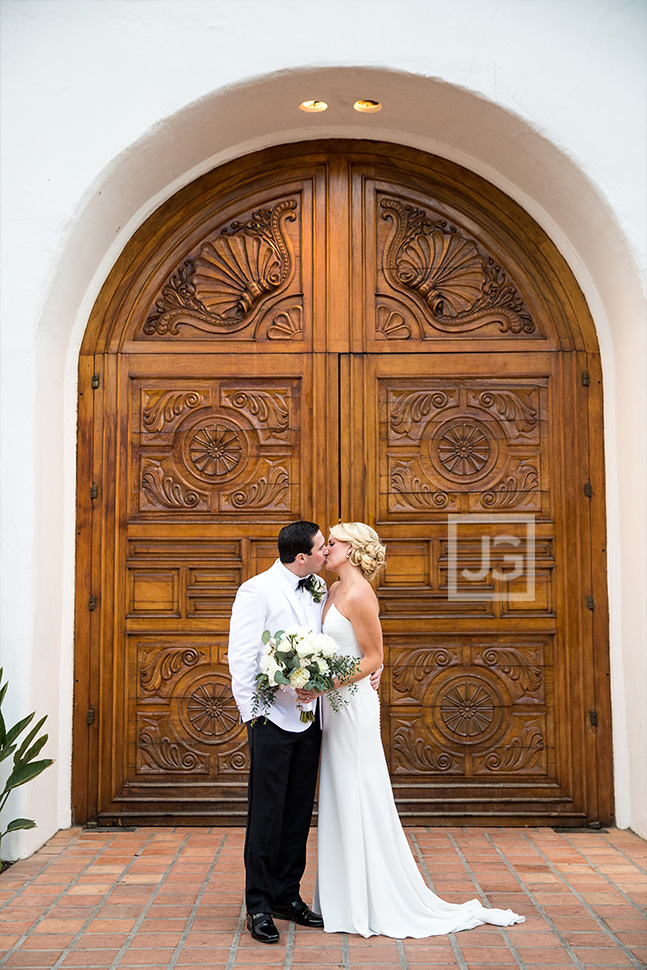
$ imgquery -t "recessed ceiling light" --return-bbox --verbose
[354,99,382,113]
[299,100,328,113]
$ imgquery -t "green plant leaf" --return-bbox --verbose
[5,713,35,747]
[4,759,54,793]
[0,743,17,764]
[5,818,37,833]
[14,716,47,762]
[17,734,49,766]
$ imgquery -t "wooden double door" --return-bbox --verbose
[74,141,611,827]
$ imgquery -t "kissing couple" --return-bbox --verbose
[228,520,525,942]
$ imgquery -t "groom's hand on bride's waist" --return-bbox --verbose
[369,664,384,691]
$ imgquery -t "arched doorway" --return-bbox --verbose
[73,140,611,827]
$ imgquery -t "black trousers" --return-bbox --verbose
[244,716,321,914]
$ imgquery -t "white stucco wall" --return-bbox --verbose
[1,0,645,857]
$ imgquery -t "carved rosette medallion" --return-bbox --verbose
[379,197,536,336]
[428,669,509,749]
[141,199,299,337]
[178,412,251,486]
[428,417,498,483]
[178,674,241,744]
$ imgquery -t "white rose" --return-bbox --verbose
[296,637,315,658]
[284,624,305,637]
[260,653,281,679]
[315,657,329,674]
[317,634,339,659]
[289,667,310,689]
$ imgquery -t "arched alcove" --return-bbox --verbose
[16,65,639,857]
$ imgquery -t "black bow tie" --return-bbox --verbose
[296,575,313,591]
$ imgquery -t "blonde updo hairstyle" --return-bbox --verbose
[330,522,386,581]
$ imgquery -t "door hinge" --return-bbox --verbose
[589,709,598,727]
[582,370,590,387]
[91,373,100,389]
[584,481,593,497]
[586,595,595,611]
[90,483,98,500]
[89,594,97,611]
[87,708,95,726]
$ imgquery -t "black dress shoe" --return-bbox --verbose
[246,912,280,943]
[273,899,324,927]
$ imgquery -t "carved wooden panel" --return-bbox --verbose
[380,377,549,520]
[386,635,552,780]
[134,193,309,344]
[129,378,299,517]
[130,636,248,780]
[353,174,554,353]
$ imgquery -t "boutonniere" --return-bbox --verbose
[298,575,326,603]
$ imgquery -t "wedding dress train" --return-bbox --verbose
[313,604,525,939]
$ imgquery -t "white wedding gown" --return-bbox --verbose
[313,604,526,938]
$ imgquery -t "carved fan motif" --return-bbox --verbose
[380,198,535,334]
[142,200,298,336]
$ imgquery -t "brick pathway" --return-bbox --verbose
[0,826,645,969]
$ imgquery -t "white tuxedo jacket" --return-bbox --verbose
[227,559,326,731]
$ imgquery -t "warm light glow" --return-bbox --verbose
[299,100,328,113]
[353,99,382,113]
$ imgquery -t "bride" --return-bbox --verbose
[298,522,525,939]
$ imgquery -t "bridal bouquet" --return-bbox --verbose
[252,625,361,723]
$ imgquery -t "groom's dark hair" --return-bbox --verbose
[278,520,320,563]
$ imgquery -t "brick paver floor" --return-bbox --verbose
[0,826,645,969]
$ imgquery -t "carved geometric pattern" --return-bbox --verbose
[379,197,536,336]
[181,678,240,741]
[188,422,243,477]
[440,681,495,737]
[142,199,299,337]
[430,418,497,482]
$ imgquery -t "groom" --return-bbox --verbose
[228,520,328,944]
